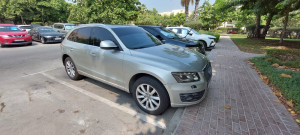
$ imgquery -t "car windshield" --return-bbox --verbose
[39,28,56,33]
[0,26,22,32]
[190,29,200,35]
[155,27,179,39]
[65,25,76,30]
[19,26,31,29]
[112,27,162,49]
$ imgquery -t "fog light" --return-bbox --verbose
[180,90,205,102]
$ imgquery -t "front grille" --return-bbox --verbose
[180,90,205,102]
[203,62,212,82]
[12,35,24,38]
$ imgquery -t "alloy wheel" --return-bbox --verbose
[136,84,160,111]
[66,60,75,78]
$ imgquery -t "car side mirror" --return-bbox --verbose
[100,40,118,49]
[188,32,193,35]
[155,35,163,40]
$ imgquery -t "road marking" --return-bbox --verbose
[41,72,167,129]
[21,67,60,78]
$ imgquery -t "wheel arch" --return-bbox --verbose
[62,54,70,66]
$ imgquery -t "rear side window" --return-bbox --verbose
[90,27,118,46]
[67,29,79,42]
[76,27,92,45]
[54,24,63,29]
[143,28,159,37]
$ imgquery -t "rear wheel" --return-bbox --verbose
[132,76,170,115]
[64,57,83,80]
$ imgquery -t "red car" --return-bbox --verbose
[0,24,32,47]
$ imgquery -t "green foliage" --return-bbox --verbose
[68,0,141,24]
[183,21,202,30]
[135,9,185,26]
[31,22,43,24]
[198,30,220,42]
[250,56,300,111]
[266,49,300,68]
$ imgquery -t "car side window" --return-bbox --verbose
[67,29,79,42]
[91,27,119,46]
[76,27,92,45]
[182,29,189,35]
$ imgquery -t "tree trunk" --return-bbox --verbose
[185,5,189,22]
[280,10,289,44]
[254,13,261,38]
[262,12,274,39]
[193,0,200,21]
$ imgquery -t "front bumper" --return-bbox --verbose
[2,41,32,46]
[44,36,64,43]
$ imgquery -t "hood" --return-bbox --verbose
[168,37,198,47]
[40,32,63,37]
[0,31,28,35]
[130,44,209,71]
[199,34,216,39]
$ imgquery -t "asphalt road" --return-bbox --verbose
[0,42,182,135]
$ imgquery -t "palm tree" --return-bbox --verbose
[181,0,194,21]
[193,0,200,21]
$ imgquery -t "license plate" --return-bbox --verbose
[55,38,61,40]
[14,39,24,42]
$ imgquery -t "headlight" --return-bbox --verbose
[172,72,200,83]
[0,35,12,38]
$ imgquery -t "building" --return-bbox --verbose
[159,9,191,16]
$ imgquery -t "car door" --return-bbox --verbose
[88,27,125,87]
[30,28,39,40]
[66,27,94,74]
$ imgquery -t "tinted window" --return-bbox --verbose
[38,27,56,33]
[143,27,159,36]
[67,29,79,42]
[155,27,179,39]
[91,27,118,46]
[19,26,31,29]
[77,27,92,45]
[112,27,162,49]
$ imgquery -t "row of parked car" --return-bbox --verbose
[0,23,216,54]
[61,24,214,114]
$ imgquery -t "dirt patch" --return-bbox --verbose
[73,110,80,113]
[0,102,5,112]
[79,129,86,134]
[54,109,65,113]
[47,91,52,95]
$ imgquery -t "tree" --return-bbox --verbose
[181,0,194,21]
[276,0,300,43]
[193,0,200,21]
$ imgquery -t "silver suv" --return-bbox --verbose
[53,23,76,35]
[61,24,212,115]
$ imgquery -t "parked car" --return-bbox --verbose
[0,24,32,47]
[139,25,206,55]
[29,26,64,44]
[53,23,76,35]
[167,27,216,49]
[30,24,41,28]
[17,25,31,32]
[61,24,212,115]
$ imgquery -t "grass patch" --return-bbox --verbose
[267,49,300,68]
[198,30,220,42]
[250,56,300,111]
[230,34,300,54]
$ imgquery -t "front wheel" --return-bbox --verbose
[64,57,83,80]
[199,40,208,49]
[132,76,170,115]
[40,37,46,44]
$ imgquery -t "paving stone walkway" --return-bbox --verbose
[174,36,300,135]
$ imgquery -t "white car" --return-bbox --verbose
[17,25,31,32]
[167,27,216,48]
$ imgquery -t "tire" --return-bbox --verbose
[0,43,3,48]
[199,40,208,49]
[132,76,170,115]
[64,57,83,80]
[40,37,46,44]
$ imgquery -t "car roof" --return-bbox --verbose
[138,25,160,28]
[38,26,53,29]
[54,23,75,25]
[167,26,190,29]
[0,24,16,26]
[78,23,138,29]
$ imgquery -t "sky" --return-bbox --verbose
[139,0,216,13]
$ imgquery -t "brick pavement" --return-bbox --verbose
[174,36,300,135]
